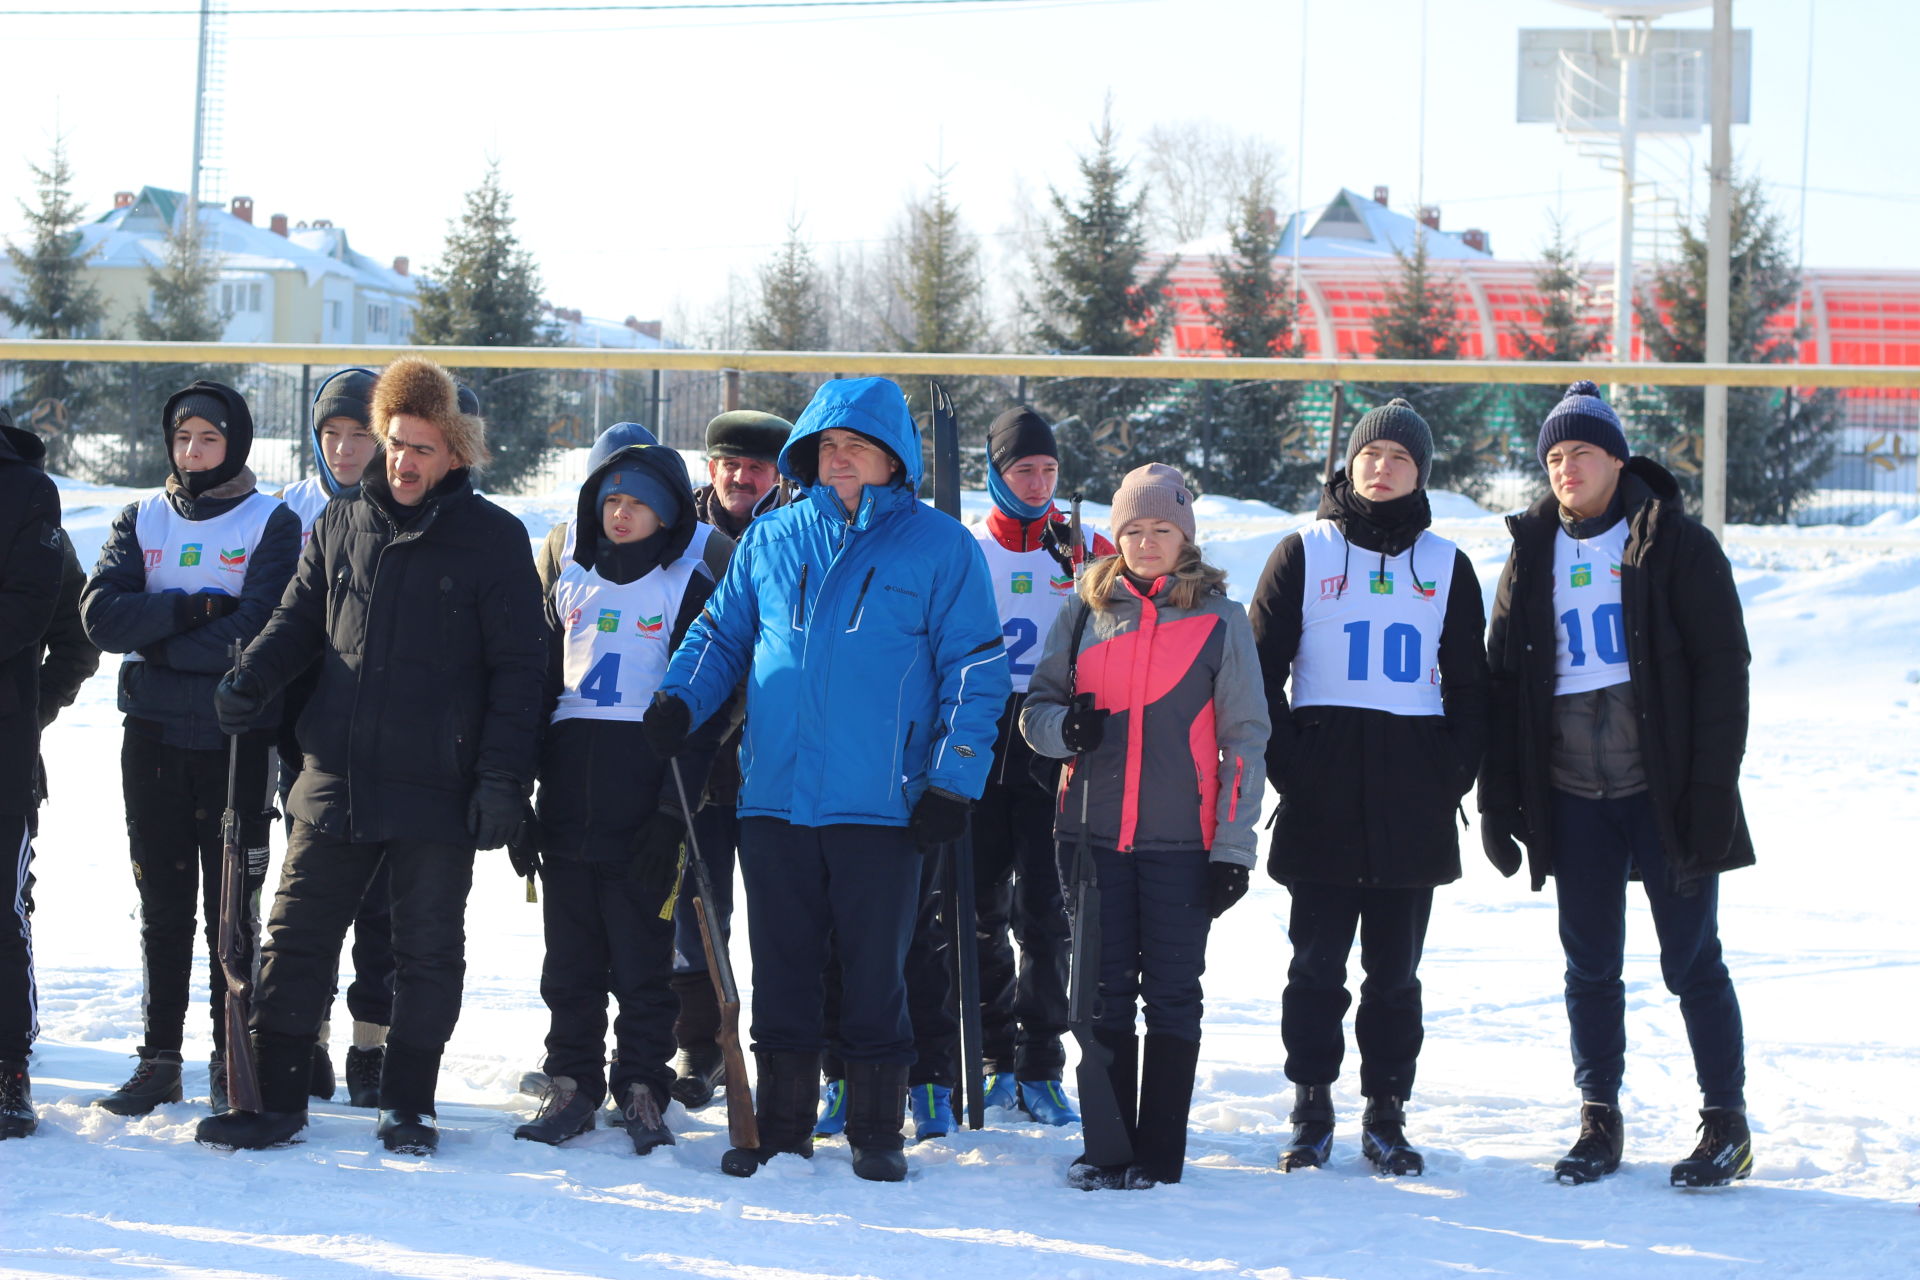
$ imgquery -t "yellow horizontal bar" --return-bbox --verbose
[1,339,1916,389]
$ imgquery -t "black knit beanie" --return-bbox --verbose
[987,406,1057,473]
[1537,379,1629,469]
[1346,398,1433,488]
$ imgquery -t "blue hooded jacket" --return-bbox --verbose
[660,377,1010,827]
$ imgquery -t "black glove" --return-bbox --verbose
[1208,862,1250,919]
[1479,809,1526,878]
[1059,693,1109,755]
[175,591,240,630]
[909,786,971,850]
[214,667,268,736]
[467,770,526,851]
[630,811,686,895]
[506,806,542,879]
[641,692,692,760]
[1038,520,1079,578]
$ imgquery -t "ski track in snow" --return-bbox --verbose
[8,478,1919,1279]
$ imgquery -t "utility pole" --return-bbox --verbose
[1703,0,1734,537]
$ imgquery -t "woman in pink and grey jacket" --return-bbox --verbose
[1020,463,1268,1191]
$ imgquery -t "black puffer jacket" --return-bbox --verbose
[0,418,64,815]
[1479,458,1754,893]
[1247,475,1489,888]
[237,466,547,846]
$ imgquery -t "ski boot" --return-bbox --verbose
[1018,1079,1080,1126]
[670,1042,725,1110]
[514,1074,598,1145]
[1670,1107,1752,1187]
[613,1082,675,1156]
[846,1061,910,1182]
[1360,1095,1424,1177]
[909,1083,954,1142]
[1555,1102,1624,1185]
[813,1078,848,1137]
[0,1059,35,1139]
[96,1047,184,1116]
[983,1072,1018,1111]
[344,1045,384,1109]
[1280,1083,1335,1172]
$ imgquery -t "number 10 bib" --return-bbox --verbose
[1290,520,1454,716]
[1551,522,1631,695]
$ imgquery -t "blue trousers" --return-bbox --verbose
[737,818,923,1065]
[671,802,737,975]
[1059,842,1212,1043]
[1551,789,1745,1110]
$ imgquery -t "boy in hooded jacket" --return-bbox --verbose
[645,377,1010,1183]
[79,381,301,1116]
[510,423,735,1154]
[1247,400,1489,1177]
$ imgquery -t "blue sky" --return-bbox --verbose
[3,0,1914,327]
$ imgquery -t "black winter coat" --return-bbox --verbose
[0,422,64,816]
[239,467,547,846]
[80,471,301,752]
[1248,477,1490,889]
[1479,458,1754,893]
[33,530,100,819]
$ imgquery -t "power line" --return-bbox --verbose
[2,0,1067,14]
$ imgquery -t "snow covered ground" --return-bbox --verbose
[7,475,1919,1280]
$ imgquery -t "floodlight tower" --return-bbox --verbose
[189,0,228,222]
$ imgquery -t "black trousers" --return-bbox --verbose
[737,818,922,1064]
[1281,881,1435,1099]
[972,773,1070,1079]
[1060,842,1213,1043]
[823,847,958,1087]
[121,729,273,1054]
[0,814,33,1061]
[537,856,678,1104]
[1552,789,1745,1110]
[282,765,395,1031]
[253,819,474,1051]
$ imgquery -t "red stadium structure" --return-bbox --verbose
[1153,187,1920,508]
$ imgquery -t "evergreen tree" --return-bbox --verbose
[1634,174,1839,523]
[884,171,994,482]
[1026,109,1179,498]
[1186,176,1317,509]
[413,161,558,493]
[1363,233,1500,500]
[744,221,829,424]
[1510,217,1608,499]
[1,137,106,474]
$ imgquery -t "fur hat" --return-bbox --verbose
[371,356,490,469]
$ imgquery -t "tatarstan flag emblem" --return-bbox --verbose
[635,613,665,636]
[218,546,247,568]
[1050,572,1074,591]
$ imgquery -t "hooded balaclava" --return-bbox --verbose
[164,380,253,496]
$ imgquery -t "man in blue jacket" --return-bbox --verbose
[643,377,1009,1183]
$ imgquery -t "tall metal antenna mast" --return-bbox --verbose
[189,0,228,223]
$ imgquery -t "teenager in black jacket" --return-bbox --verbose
[1248,400,1488,1177]
[197,357,547,1156]
[79,383,300,1117]
[1480,381,1754,1188]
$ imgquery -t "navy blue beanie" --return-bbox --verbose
[597,465,682,530]
[1537,380,1629,469]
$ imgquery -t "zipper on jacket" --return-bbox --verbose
[791,562,809,631]
[845,566,876,632]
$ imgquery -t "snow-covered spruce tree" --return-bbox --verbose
[1362,232,1500,501]
[1633,174,1839,524]
[1025,109,1178,500]
[744,221,830,425]
[1187,175,1317,510]
[1509,216,1609,499]
[413,161,558,493]
[1,138,107,475]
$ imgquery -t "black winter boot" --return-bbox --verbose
[375,1039,441,1156]
[96,1046,184,1115]
[0,1059,35,1139]
[308,1042,336,1101]
[1361,1096,1424,1176]
[344,1045,383,1108]
[1280,1083,1335,1172]
[1670,1107,1753,1187]
[670,973,724,1108]
[1125,1033,1199,1189]
[612,1082,675,1156]
[514,1074,600,1146]
[209,1051,228,1114]
[1068,1029,1137,1191]
[844,1060,911,1183]
[721,1049,819,1178]
[194,1033,310,1149]
[671,1044,726,1110]
[1555,1102,1624,1185]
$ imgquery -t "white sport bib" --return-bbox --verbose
[551,521,714,725]
[1551,523,1632,695]
[977,529,1077,693]
[1289,520,1455,716]
[279,477,330,540]
[128,489,284,663]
